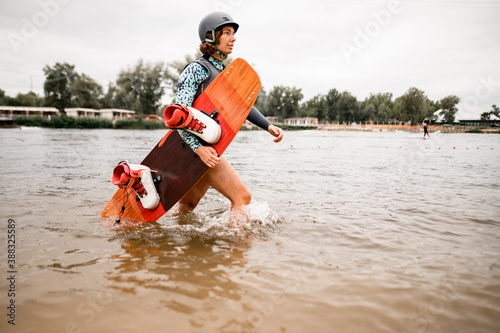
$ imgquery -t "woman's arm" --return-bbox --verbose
[175,62,209,153]
[246,106,271,130]
[247,106,283,142]
[268,124,283,142]
[175,62,223,167]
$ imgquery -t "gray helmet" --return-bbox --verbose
[198,12,239,43]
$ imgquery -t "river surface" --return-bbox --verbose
[0,128,499,333]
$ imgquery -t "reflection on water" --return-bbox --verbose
[102,208,281,332]
[108,221,251,305]
[0,128,499,332]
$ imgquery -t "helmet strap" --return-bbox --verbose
[205,29,226,60]
[205,30,216,43]
[215,44,226,60]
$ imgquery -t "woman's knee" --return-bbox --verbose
[179,180,209,211]
[234,187,251,206]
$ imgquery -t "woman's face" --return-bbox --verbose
[216,26,236,57]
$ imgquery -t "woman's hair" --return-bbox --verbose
[199,29,222,55]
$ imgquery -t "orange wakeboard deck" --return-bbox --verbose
[101,58,261,223]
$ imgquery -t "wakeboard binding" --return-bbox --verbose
[112,161,160,210]
[163,103,221,144]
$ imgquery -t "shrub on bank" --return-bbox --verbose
[114,118,165,130]
[240,124,310,131]
[13,116,50,127]
[466,128,483,133]
[50,115,113,129]
[275,125,315,131]
[13,116,303,131]
[14,115,113,129]
[13,116,167,129]
[72,117,113,129]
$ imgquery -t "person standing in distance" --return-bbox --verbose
[423,122,430,139]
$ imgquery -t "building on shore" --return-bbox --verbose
[266,116,279,124]
[0,106,136,122]
[0,106,59,120]
[65,108,100,118]
[66,108,135,120]
[98,109,135,120]
[284,117,319,127]
[243,116,280,128]
[143,114,162,121]
[459,117,500,127]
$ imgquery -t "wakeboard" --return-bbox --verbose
[101,58,261,223]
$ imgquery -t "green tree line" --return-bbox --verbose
[2,53,484,124]
[480,104,499,120]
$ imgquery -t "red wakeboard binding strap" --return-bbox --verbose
[163,103,221,144]
[112,161,160,210]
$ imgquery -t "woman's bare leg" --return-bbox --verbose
[202,157,251,208]
[177,156,251,217]
[177,178,210,214]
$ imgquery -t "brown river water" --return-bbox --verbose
[0,128,499,333]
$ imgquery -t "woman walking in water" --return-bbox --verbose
[173,12,283,221]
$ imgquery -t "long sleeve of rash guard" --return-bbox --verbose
[247,106,271,130]
[175,62,208,153]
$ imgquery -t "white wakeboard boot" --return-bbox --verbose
[163,103,221,144]
[112,161,160,210]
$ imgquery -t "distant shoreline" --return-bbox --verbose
[243,123,500,134]
[317,124,500,134]
[3,116,499,134]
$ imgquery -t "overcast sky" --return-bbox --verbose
[1,0,499,118]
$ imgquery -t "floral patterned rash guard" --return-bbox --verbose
[174,56,223,153]
[174,54,271,153]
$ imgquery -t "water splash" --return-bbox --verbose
[102,200,280,245]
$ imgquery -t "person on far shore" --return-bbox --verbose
[423,122,430,138]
